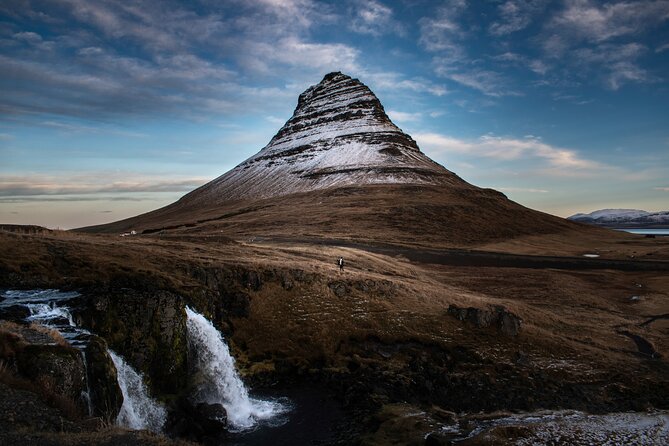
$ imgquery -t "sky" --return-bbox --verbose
[1,0,668,229]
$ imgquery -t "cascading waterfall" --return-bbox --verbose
[7,290,95,415]
[185,307,288,430]
[80,351,94,416]
[0,289,166,432]
[109,350,167,432]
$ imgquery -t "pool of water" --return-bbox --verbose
[226,385,349,446]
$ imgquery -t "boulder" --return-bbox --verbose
[447,305,522,336]
[329,281,349,297]
[195,402,227,433]
[0,305,31,322]
[167,398,227,441]
[16,343,87,407]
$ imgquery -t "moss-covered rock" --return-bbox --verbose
[84,335,123,421]
[73,289,188,397]
[16,344,87,406]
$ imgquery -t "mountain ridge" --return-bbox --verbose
[569,208,669,227]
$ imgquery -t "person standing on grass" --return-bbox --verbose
[338,256,344,273]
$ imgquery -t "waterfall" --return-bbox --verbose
[185,307,287,431]
[26,302,75,326]
[109,350,167,432]
[3,289,94,414]
[80,351,94,416]
[0,289,167,432]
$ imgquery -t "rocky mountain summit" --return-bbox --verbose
[180,72,464,206]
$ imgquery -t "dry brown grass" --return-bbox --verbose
[0,322,27,358]
[0,323,84,421]
[35,374,84,420]
[31,427,197,445]
[29,322,70,347]
[0,358,84,421]
[76,184,583,250]
[1,191,668,417]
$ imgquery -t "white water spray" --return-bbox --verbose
[26,302,75,326]
[1,289,94,414]
[109,350,167,432]
[185,307,287,430]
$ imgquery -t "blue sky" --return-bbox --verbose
[1,0,668,229]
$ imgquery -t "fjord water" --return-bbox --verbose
[185,307,289,431]
[616,228,669,235]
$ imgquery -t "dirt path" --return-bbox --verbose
[252,237,669,271]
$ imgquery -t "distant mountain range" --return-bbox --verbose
[568,209,669,227]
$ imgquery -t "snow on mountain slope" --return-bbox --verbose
[569,209,669,225]
[570,209,650,221]
[179,72,464,206]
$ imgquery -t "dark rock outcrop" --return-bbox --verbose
[166,398,227,442]
[73,289,188,396]
[17,344,87,404]
[0,324,88,415]
[448,304,522,336]
[84,335,123,420]
[0,305,31,322]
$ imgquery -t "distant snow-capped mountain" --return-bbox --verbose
[568,209,669,227]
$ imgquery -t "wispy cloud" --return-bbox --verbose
[265,116,285,125]
[539,0,669,89]
[655,186,669,192]
[349,0,403,37]
[418,1,467,53]
[572,43,652,90]
[414,132,604,173]
[0,0,356,120]
[365,72,448,96]
[494,52,549,75]
[438,68,520,97]
[0,196,149,203]
[387,110,421,123]
[240,37,360,74]
[497,187,549,193]
[0,174,210,197]
[40,120,147,137]
[420,2,519,97]
[548,0,669,45]
[489,0,548,36]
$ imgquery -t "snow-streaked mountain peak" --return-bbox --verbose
[182,72,463,205]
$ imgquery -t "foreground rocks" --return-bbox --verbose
[84,335,123,421]
[167,399,228,443]
[447,304,522,336]
[0,322,88,416]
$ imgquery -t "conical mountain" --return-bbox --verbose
[81,72,583,247]
[181,72,465,207]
